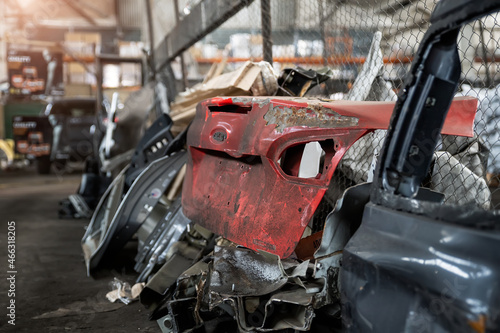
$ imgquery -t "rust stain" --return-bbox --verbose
[255,97,271,108]
[264,103,359,132]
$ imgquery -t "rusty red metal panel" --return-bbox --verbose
[182,96,477,258]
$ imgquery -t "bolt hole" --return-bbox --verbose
[163,318,173,329]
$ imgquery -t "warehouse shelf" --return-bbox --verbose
[194,55,414,65]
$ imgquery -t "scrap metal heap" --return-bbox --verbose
[80,75,481,333]
[81,0,500,331]
[141,95,476,333]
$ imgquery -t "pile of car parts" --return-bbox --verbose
[82,112,189,274]
[82,94,479,332]
[126,94,474,333]
[81,1,500,331]
[59,83,161,219]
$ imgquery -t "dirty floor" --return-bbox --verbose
[0,166,158,332]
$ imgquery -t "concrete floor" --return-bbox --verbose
[0,166,158,332]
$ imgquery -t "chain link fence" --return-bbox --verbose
[175,0,500,211]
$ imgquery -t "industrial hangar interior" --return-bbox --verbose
[1,0,500,332]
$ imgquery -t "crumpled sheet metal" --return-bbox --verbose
[458,84,500,173]
[140,246,200,310]
[206,246,327,332]
[149,242,339,332]
[432,151,491,209]
[209,246,288,297]
[140,224,213,310]
[341,133,491,209]
[232,290,315,332]
[316,183,371,258]
[346,31,397,103]
[135,197,191,282]
[82,151,187,274]
[310,184,372,309]
[263,289,315,331]
[182,96,478,258]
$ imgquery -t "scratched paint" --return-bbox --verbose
[264,103,359,133]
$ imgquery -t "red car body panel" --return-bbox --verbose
[182,96,477,258]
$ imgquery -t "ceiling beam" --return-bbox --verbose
[74,0,109,18]
[60,0,99,26]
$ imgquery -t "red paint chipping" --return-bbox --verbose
[182,96,478,258]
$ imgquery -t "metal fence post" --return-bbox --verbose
[145,0,156,81]
[173,0,189,90]
[261,0,273,65]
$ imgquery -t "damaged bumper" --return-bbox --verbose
[182,96,477,259]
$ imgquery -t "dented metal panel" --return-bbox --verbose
[342,203,500,332]
[210,246,288,297]
[82,151,187,274]
[134,197,192,283]
[182,96,478,258]
[140,224,214,310]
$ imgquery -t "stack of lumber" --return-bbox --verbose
[170,61,277,134]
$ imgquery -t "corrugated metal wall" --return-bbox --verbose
[119,0,146,28]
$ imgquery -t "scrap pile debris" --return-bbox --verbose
[77,1,500,331]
